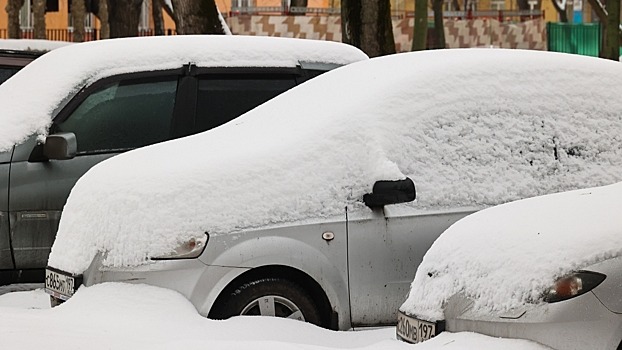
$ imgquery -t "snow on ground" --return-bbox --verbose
[0,35,366,152]
[0,282,549,350]
[401,181,622,321]
[49,49,622,273]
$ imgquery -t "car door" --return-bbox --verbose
[8,72,182,270]
[0,148,13,271]
[347,204,474,326]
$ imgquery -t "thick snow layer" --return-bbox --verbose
[0,283,549,350]
[0,38,71,52]
[0,35,367,152]
[49,49,622,273]
[400,181,622,321]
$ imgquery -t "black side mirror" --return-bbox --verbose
[363,177,416,208]
[44,132,77,160]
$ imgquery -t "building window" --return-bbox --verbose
[139,0,150,30]
[19,1,33,29]
[233,0,253,7]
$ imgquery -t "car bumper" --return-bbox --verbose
[444,292,622,350]
[82,255,249,316]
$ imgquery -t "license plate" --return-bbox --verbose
[396,311,438,343]
[44,268,80,301]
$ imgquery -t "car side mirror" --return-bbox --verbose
[363,177,416,208]
[44,132,77,160]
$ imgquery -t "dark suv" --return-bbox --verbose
[0,35,367,285]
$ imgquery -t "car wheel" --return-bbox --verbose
[212,277,322,326]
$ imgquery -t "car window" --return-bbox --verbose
[54,78,177,154]
[194,74,296,133]
[0,66,20,84]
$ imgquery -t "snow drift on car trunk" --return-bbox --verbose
[49,49,622,273]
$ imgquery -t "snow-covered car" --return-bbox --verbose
[0,39,70,84]
[0,35,367,286]
[46,49,622,330]
[397,182,622,350]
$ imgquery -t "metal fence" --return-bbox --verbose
[0,28,176,42]
[546,22,601,57]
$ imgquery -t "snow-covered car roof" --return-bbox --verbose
[49,49,622,273]
[0,35,367,152]
[0,39,71,53]
[400,181,622,321]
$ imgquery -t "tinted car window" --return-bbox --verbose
[194,74,296,133]
[0,66,20,84]
[54,78,177,154]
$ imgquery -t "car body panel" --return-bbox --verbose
[445,291,622,350]
[0,150,12,269]
[583,257,622,314]
[347,206,474,326]
[9,136,117,268]
[84,215,352,328]
[82,207,478,329]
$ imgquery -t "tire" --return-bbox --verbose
[211,278,323,326]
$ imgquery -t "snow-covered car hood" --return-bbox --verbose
[400,181,622,321]
[49,49,622,274]
[0,35,367,152]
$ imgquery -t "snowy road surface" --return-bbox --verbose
[0,282,550,349]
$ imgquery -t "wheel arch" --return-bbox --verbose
[207,264,338,329]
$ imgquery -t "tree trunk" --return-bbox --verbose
[97,0,110,39]
[152,0,165,35]
[341,0,396,57]
[6,0,24,39]
[412,0,427,51]
[72,0,87,42]
[603,0,621,60]
[432,0,445,49]
[552,0,569,22]
[171,0,225,34]
[585,0,622,52]
[108,0,143,38]
[33,0,46,39]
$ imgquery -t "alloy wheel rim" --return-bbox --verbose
[240,295,305,321]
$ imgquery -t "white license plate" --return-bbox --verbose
[396,311,437,343]
[44,268,78,300]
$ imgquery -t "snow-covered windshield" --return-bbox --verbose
[400,181,622,321]
[0,35,367,152]
[49,49,622,274]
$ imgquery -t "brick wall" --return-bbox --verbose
[227,15,547,52]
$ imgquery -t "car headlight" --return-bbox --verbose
[152,232,209,260]
[543,271,606,303]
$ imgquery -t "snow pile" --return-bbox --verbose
[0,288,50,309]
[0,283,550,350]
[0,38,71,52]
[49,49,622,273]
[400,181,622,321]
[0,35,367,152]
[0,283,402,350]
